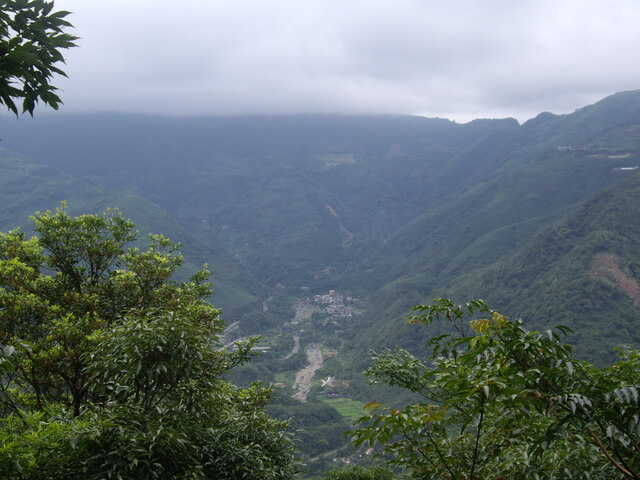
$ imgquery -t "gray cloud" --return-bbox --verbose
[53,0,640,122]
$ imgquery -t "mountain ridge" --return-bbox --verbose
[1,90,639,360]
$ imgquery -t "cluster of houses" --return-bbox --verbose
[312,290,357,318]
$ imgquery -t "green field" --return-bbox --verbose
[274,371,295,386]
[320,397,366,424]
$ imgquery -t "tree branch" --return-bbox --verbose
[469,392,486,480]
[586,427,635,479]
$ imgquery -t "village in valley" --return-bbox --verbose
[224,288,364,408]
[274,290,363,401]
[287,288,362,328]
[310,290,359,319]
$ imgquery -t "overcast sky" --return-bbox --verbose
[50,0,640,123]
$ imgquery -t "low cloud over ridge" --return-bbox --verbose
[55,0,640,122]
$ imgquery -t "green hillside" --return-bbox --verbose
[3,93,640,358]
[0,150,264,321]
[343,91,640,360]
[0,114,518,291]
[444,170,640,364]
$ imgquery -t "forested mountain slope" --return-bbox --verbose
[0,113,518,315]
[443,170,640,363]
[0,150,264,319]
[1,91,639,363]
[343,91,640,359]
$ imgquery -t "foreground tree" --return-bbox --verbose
[0,205,298,479]
[0,0,77,115]
[350,298,640,479]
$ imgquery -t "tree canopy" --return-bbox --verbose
[0,0,77,115]
[0,205,298,479]
[350,298,640,479]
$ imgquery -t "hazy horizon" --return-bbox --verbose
[21,1,640,123]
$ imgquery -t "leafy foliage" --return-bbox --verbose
[0,205,298,479]
[350,298,640,479]
[0,0,77,115]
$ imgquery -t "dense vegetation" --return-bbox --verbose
[445,170,640,364]
[2,3,638,477]
[2,92,639,361]
[0,206,297,479]
[351,298,640,479]
[1,91,640,477]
